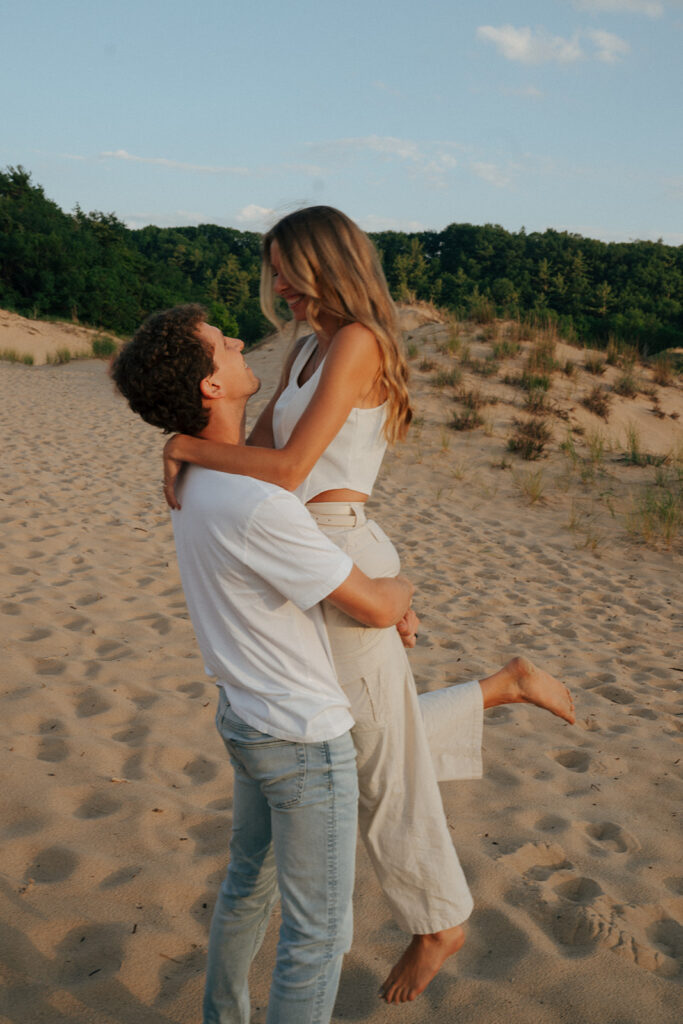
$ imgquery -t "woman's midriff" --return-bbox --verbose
[308,488,369,503]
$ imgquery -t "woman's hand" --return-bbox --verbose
[163,435,184,510]
[396,607,420,649]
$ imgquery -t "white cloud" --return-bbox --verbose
[587,28,631,60]
[477,25,583,63]
[99,149,249,175]
[573,1,663,15]
[310,136,423,162]
[235,204,276,229]
[478,24,631,64]
[306,137,459,187]
[471,162,512,188]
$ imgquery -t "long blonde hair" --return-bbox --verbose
[260,206,412,443]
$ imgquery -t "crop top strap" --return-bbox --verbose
[288,333,318,386]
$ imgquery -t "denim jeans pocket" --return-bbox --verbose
[259,742,307,808]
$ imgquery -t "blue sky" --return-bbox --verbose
[3,0,682,243]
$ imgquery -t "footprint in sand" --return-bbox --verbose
[629,706,658,720]
[503,843,681,978]
[206,797,232,812]
[27,845,79,883]
[112,721,150,746]
[552,749,591,773]
[1,602,21,615]
[487,764,521,786]
[178,681,206,698]
[75,687,112,718]
[64,614,91,631]
[188,817,231,857]
[37,720,69,763]
[584,821,639,854]
[55,923,125,984]
[35,658,67,677]
[548,886,681,977]
[183,758,219,784]
[647,918,683,965]
[595,684,635,705]
[74,793,121,820]
[99,865,143,890]
[500,840,574,878]
[96,640,130,660]
[553,876,603,903]
[21,627,52,642]
[130,693,159,711]
[535,814,569,834]
[121,751,145,780]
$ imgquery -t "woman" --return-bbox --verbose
[163,206,574,1002]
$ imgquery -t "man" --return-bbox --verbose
[112,305,413,1024]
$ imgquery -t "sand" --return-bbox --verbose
[1,312,681,1023]
[0,308,118,366]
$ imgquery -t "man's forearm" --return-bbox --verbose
[327,567,413,629]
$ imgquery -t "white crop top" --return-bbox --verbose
[272,334,388,504]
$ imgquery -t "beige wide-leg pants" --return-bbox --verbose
[308,502,483,935]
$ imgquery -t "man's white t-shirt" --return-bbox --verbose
[171,467,354,743]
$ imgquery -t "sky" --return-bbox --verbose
[3,0,682,244]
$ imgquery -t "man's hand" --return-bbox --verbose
[163,435,184,510]
[396,608,420,649]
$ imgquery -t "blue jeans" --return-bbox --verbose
[203,689,358,1024]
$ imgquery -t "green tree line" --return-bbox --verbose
[2,166,681,353]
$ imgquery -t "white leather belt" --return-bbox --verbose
[306,503,363,527]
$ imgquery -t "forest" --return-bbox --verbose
[2,166,682,354]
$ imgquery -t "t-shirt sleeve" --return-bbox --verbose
[244,491,353,611]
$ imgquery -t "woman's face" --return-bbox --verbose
[269,240,309,322]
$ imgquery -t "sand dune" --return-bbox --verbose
[1,314,681,1023]
[0,308,118,365]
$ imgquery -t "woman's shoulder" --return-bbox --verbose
[333,322,377,346]
[329,322,381,363]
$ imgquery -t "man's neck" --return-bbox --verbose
[197,400,248,446]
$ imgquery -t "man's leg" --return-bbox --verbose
[265,731,358,1024]
[206,691,358,1024]
[203,695,280,1024]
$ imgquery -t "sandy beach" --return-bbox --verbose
[1,311,681,1023]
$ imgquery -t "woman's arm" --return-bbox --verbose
[163,324,382,506]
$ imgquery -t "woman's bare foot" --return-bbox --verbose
[380,925,465,1003]
[480,656,575,724]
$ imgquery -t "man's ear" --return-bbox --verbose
[199,374,222,399]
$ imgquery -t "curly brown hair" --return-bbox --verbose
[111,304,213,434]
